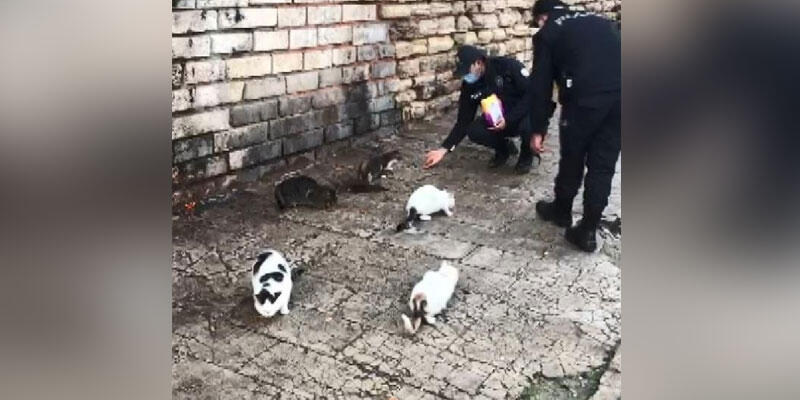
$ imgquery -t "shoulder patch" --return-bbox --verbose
[520,68,529,77]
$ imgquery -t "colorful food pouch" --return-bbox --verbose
[480,94,505,127]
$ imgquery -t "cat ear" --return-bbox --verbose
[253,251,272,274]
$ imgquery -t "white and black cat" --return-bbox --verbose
[396,185,455,232]
[251,250,304,318]
[401,261,459,334]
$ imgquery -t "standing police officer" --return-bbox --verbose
[424,45,543,174]
[528,0,621,252]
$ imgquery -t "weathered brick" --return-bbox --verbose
[371,60,396,78]
[378,44,395,58]
[395,89,416,103]
[472,13,499,28]
[173,0,196,9]
[453,31,478,45]
[438,16,456,34]
[270,112,319,138]
[368,95,394,113]
[272,52,303,73]
[173,109,230,139]
[172,36,211,59]
[324,122,353,142]
[175,155,228,181]
[352,23,388,45]
[342,4,376,22]
[307,5,341,25]
[226,54,271,79]
[229,141,282,169]
[342,64,369,84]
[318,67,343,88]
[418,19,438,36]
[192,81,245,108]
[317,26,351,45]
[278,94,312,116]
[457,16,473,32]
[283,129,323,155]
[289,28,317,49]
[196,0,247,7]
[480,0,497,13]
[429,2,451,15]
[304,48,332,70]
[385,77,413,93]
[428,36,454,54]
[172,89,192,112]
[214,122,270,151]
[243,76,286,99]
[277,7,306,27]
[285,71,319,93]
[397,59,420,77]
[184,59,225,84]
[477,30,493,44]
[492,28,507,41]
[332,47,356,65]
[380,109,402,126]
[210,33,252,54]
[253,30,288,51]
[312,87,346,109]
[218,8,277,29]
[174,136,214,163]
[379,4,412,19]
[230,100,279,126]
[250,0,290,3]
[172,64,184,87]
[173,10,217,34]
[357,45,377,62]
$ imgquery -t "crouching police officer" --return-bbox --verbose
[528,0,621,252]
[423,45,542,174]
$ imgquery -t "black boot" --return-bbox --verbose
[514,153,540,174]
[488,139,517,168]
[535,198,572,227]
[565,208,602,252]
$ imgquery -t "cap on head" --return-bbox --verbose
[455,45,487,76]
[532,0,567,17]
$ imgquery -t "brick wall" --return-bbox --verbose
[171,0,620,201]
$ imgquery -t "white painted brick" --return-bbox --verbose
[173,10,217,34]
[218,8,277,29]
[185,59,226,83]
[192,81,245,108]
[243,76,286,100]
[342,4,376,22]
[285,71,319,93]
[318,67,342,88]
[253,30,288,51]
[304,48,332,70]
[278,7,306,27]
[196,0,248,8]
[379,4,412,19]
[317,25,351,45]
[272,52,303,73]
[210,32,253,54]
[172,109,230,139]
[172,36,211,59]
[352,23,388,45]
[173,89,192,112]
[289,28,317,49]
[307,5,341,25]
[332,47,356,65]
[226,55,272,79]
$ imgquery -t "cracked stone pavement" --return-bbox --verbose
[173,109,621,399]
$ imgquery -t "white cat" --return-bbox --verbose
[251,250,303,318]
[396,185,455,232]
[401,261,459,334]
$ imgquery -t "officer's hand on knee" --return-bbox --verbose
[423,148,447,169]
[530,133,545,154]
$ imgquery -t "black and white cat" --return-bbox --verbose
[396,185,455,232]
[401,261,459,334]
[251,250,304,318]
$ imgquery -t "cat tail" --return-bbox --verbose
[396,207,420,232]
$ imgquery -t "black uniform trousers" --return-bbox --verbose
[464,118,533,158]
[555,96,621,227]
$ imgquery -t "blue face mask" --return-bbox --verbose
[463,73,479,84]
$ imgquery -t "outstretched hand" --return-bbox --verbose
[423,148,447,169]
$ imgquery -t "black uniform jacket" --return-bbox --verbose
[442,56,533,151]
[529,10,621,135]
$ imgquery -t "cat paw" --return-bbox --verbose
[280,307,290,315]
[425,315,437,325]
[444,208,453,216]
[419,215,432,221]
